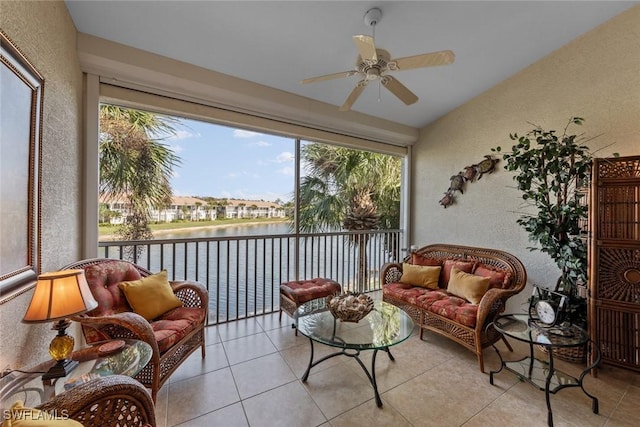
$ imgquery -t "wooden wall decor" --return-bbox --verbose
[589,155,640,373]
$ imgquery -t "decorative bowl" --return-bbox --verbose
[326,293,374,323]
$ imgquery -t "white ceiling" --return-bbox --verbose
[64,1,637,129]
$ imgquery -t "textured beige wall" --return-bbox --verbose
[413,6,640,312]
[0,1,83,369]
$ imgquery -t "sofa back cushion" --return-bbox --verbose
[83,260,142,316]
[411,253,442,267]
[473,263,513,289]
[441,259,475,288]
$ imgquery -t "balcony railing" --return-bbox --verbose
[99,230,403,325]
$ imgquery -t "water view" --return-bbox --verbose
[100,222,402,324]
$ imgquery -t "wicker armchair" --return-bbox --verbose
[37,375,156,427]
[62,258,208,402]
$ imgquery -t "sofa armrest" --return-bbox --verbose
[38,375,156,427]
[71,312,160,358]
[170,280,209,309]
[380,262,403,285]
[475,287,522,329]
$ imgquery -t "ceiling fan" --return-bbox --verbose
[301,8,455,112]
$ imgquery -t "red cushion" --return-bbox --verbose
[411,253,442,267]
[280,278,341,305]
[422,294,479,327]
[152,307,206,353]
[384,283,478,327]
[83,261,141,316]
[473,264,512,289]
[383,282,436,306]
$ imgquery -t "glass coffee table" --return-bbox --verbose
[295,298,414,407]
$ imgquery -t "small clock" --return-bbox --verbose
[529,285,567,327]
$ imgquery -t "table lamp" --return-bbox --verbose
[22,269,98,380]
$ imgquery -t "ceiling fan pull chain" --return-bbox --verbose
[378,81,382,102]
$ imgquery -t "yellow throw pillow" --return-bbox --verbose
[399,263,441,289]
[118,270,183,320]
[447,267,491,305]
[1,400,83,427]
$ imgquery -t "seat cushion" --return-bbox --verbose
[280,278,341,305]
[383,282,438,306]
[423,294,479,328]
[383,283,479,328]
[151,306,206,353]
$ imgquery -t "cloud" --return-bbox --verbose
[233,129,261,138]
[166,129,200,141]
[249,140,271,147]
[278,167,294,176]
[227,171,257,179]
[169,144,184,153]
[275,151,294,163]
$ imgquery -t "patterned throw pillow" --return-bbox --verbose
[399,263,441,289]
[447,267,490,305]
[411,253,442,267]
[474,264,512,289]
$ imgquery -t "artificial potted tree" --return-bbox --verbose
[493,117,595,359]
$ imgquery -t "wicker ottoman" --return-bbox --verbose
[279,278,341,334]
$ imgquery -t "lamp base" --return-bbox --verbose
[42,358,78,380]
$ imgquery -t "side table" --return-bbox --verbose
[488,314,600,427]
[1,339,151,409]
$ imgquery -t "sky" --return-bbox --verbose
[163,118,296,203]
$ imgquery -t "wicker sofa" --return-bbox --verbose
[381,244,527,372]
[63,258,208,402]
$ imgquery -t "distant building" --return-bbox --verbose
[219,199,286,219]
[99,194,284,224]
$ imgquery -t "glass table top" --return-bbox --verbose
[493,314,589,348]
[295,299,414,350]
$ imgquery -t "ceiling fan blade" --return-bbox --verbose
[381,76,418,105]
[301,70,358,84]
[339,80,368,111]
[392,50,455,71]
[353,35,377,62]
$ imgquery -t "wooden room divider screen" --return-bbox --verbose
[589,156,640,372]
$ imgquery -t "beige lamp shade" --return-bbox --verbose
[23,269,98,323]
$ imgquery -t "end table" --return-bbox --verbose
[488,314,600,427]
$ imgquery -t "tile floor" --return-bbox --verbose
[154,308,640,427]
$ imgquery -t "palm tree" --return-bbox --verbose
[297,143,401,289]
[99,105,181,251]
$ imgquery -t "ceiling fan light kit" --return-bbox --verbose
[301,7,455,112]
